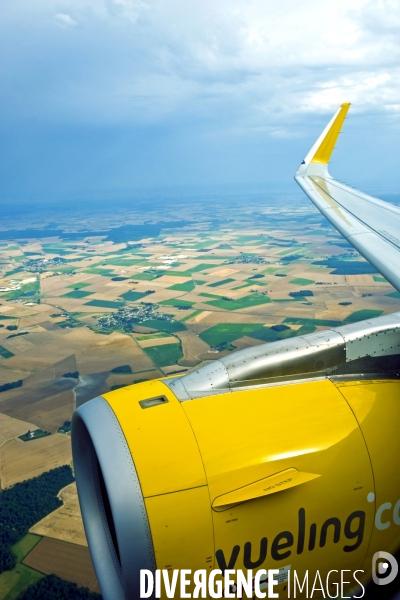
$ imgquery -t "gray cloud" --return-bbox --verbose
[1,0,400,197]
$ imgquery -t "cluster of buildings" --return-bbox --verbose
[97,302,173,331]
[226,254,266,265]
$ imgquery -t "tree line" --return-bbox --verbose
[0,465,74,572]
[17,574,102,599]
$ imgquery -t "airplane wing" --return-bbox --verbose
[295,103,400,292]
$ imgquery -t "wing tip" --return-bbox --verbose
[310,102,351,165]
[297,103,351,175]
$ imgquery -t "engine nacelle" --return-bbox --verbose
[72,315,400,599]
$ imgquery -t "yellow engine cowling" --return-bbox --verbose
[72,316,400,599]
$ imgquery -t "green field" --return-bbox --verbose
[135,332,171,340]
[1,279,40,300]
[235,235,261,243]
[283,317,342,327]
[83,267,115,276]
[199,323,261,346]
[42,249,74,256]
[289,278,315,286]
[4,268,24,277]
[199,292,221,299]
[139,319,186,333]
[312,258,377,275]
[143,343,183,368]
[386,291,400,298]
[180,310,202,322]
[263,267,290,274]
[0,346,14,359]
[373,276,387,282]
[133,271,164,280]
[245,279,268,286]
[208,278,235,288]
[121,291,150,301]
[61,290,93,299]
[248,324,317,343]
[206,294,271,311]
[232,284,251,290]
[159,299,194,307]
[0,534,43,600]
[84,299,124,308]
[103,258,144,266]
[166,264,216,277]
[66,282,90,289]
[273,297,307,303]
[168,281,195,292]
[344,309,383,323]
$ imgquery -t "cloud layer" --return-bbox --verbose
[1,0,400,196]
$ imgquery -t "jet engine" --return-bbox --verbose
[72,313,400,599]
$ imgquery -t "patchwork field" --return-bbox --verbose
[1,192,400,592]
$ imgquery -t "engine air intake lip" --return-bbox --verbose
[72,396,156,600]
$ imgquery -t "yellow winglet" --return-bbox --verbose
[310,102,351,164]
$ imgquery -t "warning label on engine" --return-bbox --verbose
[259,565,291,590]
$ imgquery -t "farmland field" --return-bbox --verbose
[143,343,183,368]
[22,537,100,593]
[199,323,261,346]
[205,294,271,310]
[0,434,71,488]
[0,413,38,447]
[1,191,400,595]
[0,534,44,600]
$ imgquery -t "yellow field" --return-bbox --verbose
[0,434,71,488]
[30,483,87,547]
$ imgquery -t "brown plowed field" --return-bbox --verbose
[0,380,76,433]
[23,537,100,593]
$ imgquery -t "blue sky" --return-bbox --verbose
[1,0,400,203]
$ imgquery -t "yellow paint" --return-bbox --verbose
[100,375,400,592]
[145,487,214,597]
[180,378,374,587]
[103,380,206,497]
[309,176,353,226]
[182,380,361,500]
[335,380,400,567]
[311,102,350,164]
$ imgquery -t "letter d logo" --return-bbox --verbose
[372,551,398,586]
